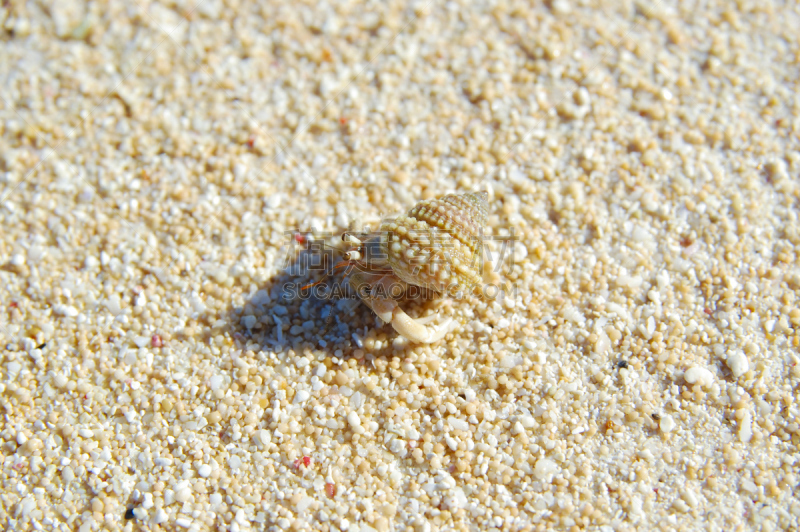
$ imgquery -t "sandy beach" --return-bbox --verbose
[1,0,799,530]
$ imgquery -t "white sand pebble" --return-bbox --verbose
[738,410,753,442]
[552,0,571,15]
[630,495,643,517]
[350,391,364,409]
[293,390,310,405]
[638,449,655,462]
[10,254,25,266]
[726,351,749,377]
[253,429,271,449]
[54,304,79,317]
[142,493,154,509]
[533,458,558,480]
[17,496,35,516]
[347,411,364,434]
[684,366,714,387]
[151,509,168,525]
[389,438,404,454]
[449,417,469,431]
[499,353,520,368]
[7,361,22,378]
[682,488,699,507]
[444,487,468,510]
[174,481,192,503]
[593,331,611,355]
[740,478,758,494]
[659,414,676,433]
[296,495,314,512]
[197,464,213,478]
[190,296,206,314]
[209,375,224,390]
[228,455,242,469]
[54,373,68,388]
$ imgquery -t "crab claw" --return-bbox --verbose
[369,298,454,344]
[392,307,454,343]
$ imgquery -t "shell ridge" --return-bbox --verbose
[381,191,488,292]
[409,193,486,254]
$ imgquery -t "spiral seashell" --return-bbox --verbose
[380,191,488,294]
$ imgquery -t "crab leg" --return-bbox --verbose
[388,303,454,343]
[356,277,454,344]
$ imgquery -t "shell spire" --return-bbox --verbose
[380,191,488,294]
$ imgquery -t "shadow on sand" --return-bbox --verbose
[220,235,443,365]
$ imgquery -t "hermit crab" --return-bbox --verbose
[309,191,489,343]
